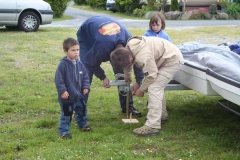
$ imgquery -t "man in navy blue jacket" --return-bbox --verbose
[76,16,144,116]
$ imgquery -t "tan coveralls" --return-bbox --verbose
[124,36,184,129]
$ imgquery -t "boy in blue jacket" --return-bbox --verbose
[55,38,91,139]
[76,16,144,116]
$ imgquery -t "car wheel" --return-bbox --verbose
[18,11,40,32]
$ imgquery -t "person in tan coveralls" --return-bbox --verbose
[110,36,184,136]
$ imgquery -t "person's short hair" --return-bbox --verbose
[149,12,166,30]
[63,38,79,51]
[110,47,132,72]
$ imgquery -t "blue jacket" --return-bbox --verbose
[76,16,144,82]
[55,57,90,102]
[143,29,172,42]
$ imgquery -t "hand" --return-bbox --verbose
[103,77,110,88]
[131,82,140,95]
[61,91,69,99]
[135,89,144,97]
[124,77,132,82]
[83,89,89,95]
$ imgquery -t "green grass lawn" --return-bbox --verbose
[0,26,240,159]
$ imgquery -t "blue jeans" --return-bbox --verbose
[78,38,133,109]
[58,100,88,135]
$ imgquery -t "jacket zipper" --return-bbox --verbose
[74,63,80,100]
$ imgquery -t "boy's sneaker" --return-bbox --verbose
[133,125,159,136]
[122,107,141,117]
[80,126,91,132]
[61,133,72,139]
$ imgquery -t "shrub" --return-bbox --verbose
[209,4,218,14]
[86,0,105,9]
[225,3,240,19]
[147,0,156,10]
[115,0,142,14]
[233,0,240,4]
[218,0,229,8]
[198,8,208,19]
[170,0,179,11]
[74,0,87,5]
[115,0,126,13]
[128,0,143,14]
[45,0,69,18]
[198,8,208,13]
[151,0,162,11]
[132,6,147,17]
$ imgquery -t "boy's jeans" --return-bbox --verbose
[58,100,88,135]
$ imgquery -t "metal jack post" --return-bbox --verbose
[126,81,130,119]
[110,74,139,124]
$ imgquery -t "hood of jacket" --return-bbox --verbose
[127,36,147,56]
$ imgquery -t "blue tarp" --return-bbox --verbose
[177,41,240,83]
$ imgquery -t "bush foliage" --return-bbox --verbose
[115,0,142,14]
[74,0,87,5]
[45,0,69,18]
[86,0,106,9]
[170,0,179,11]
[234,0,240,3]
[147,0,156,11]
[71,0,240,19]
[209,4,218,14]
[225,2,240,18]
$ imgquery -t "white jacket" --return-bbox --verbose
[124,36,184,92]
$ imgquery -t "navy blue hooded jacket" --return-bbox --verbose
[55,57,90,102]
[76,16,144,82]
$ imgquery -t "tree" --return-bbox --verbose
[115,0,142,14]
[45,0,69,18]
[147,0,156,10]
[233,0,240,4]
[170,0,179,11]
[74,0,87,5]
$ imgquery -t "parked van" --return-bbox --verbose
[106,0,116,11]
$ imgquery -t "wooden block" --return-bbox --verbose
[122,119,139,123]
